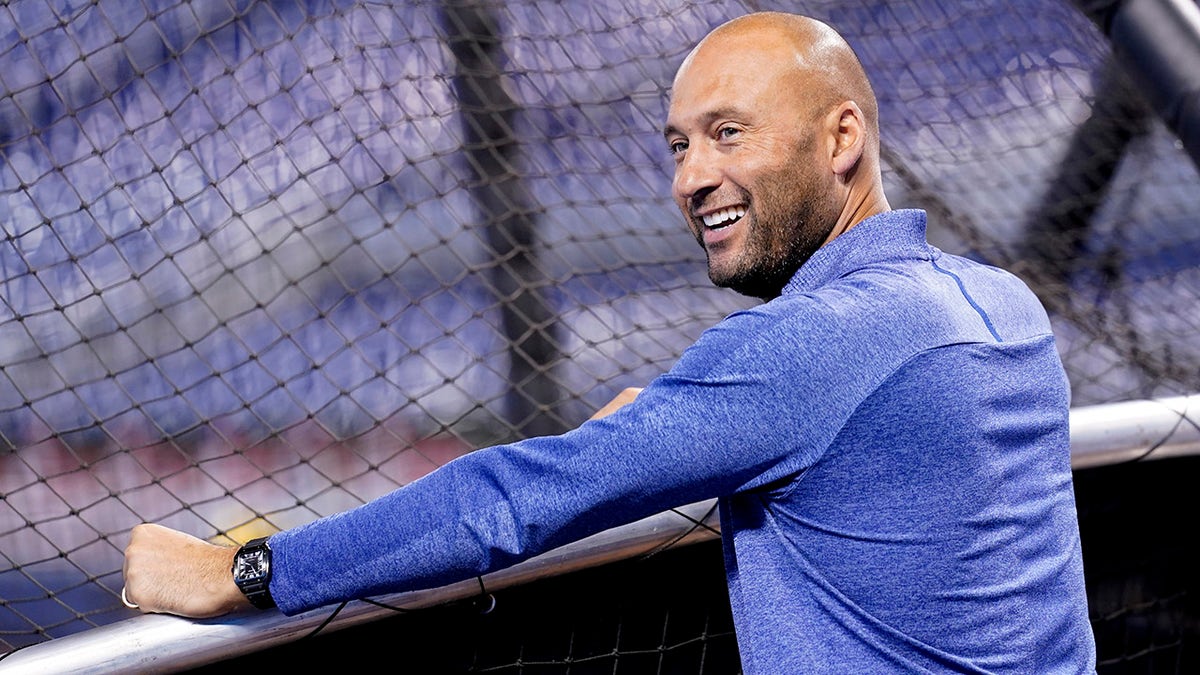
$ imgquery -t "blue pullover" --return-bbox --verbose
[269,209,1097,672]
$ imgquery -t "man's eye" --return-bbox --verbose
[718,126,741,139]
[669,140,688,155]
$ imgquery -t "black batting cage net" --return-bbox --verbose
[1,0,1198,671]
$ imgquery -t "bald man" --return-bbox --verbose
[124,12,1096,672]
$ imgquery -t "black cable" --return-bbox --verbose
[638,501,721,561]
[298,601,348,641]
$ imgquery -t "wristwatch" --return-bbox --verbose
[231,537,276,609]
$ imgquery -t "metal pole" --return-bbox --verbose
[1076,0,1200,169]
[4,395,1199,673]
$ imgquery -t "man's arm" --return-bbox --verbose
[121,387,645,618]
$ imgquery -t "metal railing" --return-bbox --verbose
[3,394,1197,674]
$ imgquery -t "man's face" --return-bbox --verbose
[664,36,840,299]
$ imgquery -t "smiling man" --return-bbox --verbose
[665,12,887,300]
[124,12,1097,673]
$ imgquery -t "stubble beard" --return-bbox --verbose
[707,177,836,300]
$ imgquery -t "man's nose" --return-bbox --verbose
[673,144,721,204]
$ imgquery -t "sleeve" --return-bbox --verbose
[267,294,907,614]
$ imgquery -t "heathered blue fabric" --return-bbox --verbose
[269,209,1096,672]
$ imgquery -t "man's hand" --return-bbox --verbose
[122,523,251,618]
[589,387,644,420]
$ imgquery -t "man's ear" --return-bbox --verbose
[828,101,866,176]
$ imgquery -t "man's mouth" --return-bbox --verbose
[701,206,746,229]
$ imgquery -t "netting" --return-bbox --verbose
[1,0,1199,669]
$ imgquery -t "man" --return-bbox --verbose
[124,12,1097,672]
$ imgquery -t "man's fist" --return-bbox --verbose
[122,523,250,618]
[589,387,644,421]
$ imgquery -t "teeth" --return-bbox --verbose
[702,207,746,228]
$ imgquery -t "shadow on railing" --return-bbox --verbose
[2,395,1198,674]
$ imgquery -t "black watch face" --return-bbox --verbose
[234,548,269,581]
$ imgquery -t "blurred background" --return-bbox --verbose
[2,0,1198,671]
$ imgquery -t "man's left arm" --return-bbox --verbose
[121,386,647,618]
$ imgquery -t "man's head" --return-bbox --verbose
[664,12,889,299]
